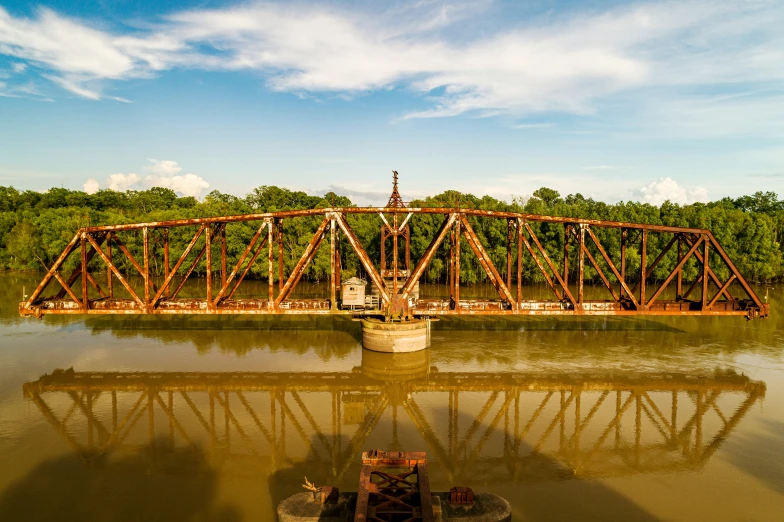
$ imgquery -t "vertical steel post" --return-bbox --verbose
[507,219,514,290]
[335,226,341,295]
[221,224,227,289]
[330,218,337,310]
[405,226,411,274]
[563,225,570,290]
[393,214,398,296]
[205,224,212,308]
[517,221,523,304]
[449,227,455,297]
[578,226,585,305]
[640,230,647,308]
[702,236,710,309]
[676,235,683,299]
[380,226,387,273]
[163,228,170,298]
[143,227,150,309]
[81,233,88,310]
[620,229,627,298]
[267,218,274,305]
[454,217,461,311]
[278,219,284,291]
[106,232,113,299]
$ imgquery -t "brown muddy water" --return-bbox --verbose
[1,272,783,521]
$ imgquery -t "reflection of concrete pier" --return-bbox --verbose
[23,365,765,485]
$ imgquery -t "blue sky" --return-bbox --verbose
[0,0,782,205]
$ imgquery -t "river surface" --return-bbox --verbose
[1,272,783,521]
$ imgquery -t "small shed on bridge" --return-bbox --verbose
[341,277,367,308]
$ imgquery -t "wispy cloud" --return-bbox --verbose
[0,0,782,124]
[513,122,555,129]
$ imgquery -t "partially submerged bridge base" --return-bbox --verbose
[361,318,431,353]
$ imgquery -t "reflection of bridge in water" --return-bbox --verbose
[24,360,765,485]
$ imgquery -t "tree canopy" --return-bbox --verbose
[1,185,781,284]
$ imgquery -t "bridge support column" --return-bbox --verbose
[361,318,431,352]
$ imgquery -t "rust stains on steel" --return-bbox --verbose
[18,175,769,320]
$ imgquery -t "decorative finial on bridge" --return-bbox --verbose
[387,170,406,208]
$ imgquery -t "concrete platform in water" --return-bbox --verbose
[361,318,431,352]
[277,491,511,522]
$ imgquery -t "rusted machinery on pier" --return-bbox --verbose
[19,175,769,321]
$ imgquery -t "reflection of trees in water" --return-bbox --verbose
[70,314,361,359]
[23,367,765,494]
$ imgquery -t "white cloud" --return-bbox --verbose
[85,160,210,198]
[83,178,99,194]
[636,177,708,205]
[144,158,182,176]
[106,172,140,191]
[0,1,781,121]
[143,172,209,198]
[43,73,101,99]
[11,62,25,73]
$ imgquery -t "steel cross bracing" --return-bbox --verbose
[19,206,769,319]
[24,369,765,483]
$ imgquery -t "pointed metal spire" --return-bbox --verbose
[387,170,406,208]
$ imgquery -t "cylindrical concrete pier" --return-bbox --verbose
[361,318,431,352]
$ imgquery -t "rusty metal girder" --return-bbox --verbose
[19,206,769,319]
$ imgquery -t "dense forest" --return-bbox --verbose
[0,184,782,286]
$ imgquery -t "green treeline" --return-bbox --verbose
[1,185,782,285]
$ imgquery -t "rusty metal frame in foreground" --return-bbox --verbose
[19,206,769,319]
[356,450,432,522]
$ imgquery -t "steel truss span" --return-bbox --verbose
[19,207,769,319]
[24,369,765,483]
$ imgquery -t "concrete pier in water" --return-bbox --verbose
[360,318,431,352]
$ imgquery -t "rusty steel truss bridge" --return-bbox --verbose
[19,176,769,320]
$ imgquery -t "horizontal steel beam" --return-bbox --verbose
[19,297,760,316]
[80,207,710,235]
